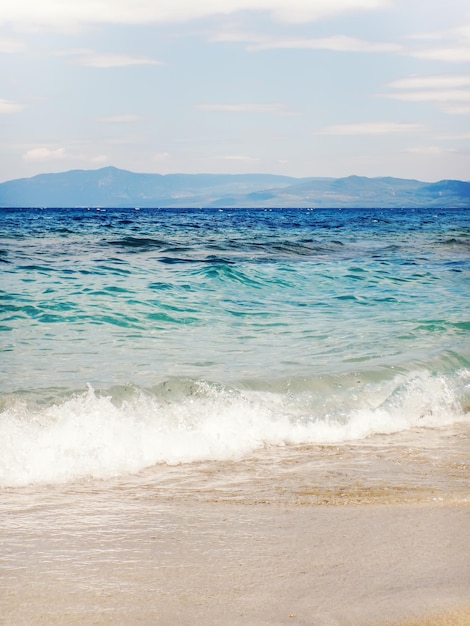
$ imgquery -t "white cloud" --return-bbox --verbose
[406,146,456,155]
[98,114,141,123]
[248,35,400,53]
[210,30,399,53]
[0,98,24,114]
[319,122,423,135]
[220,155,259,161]
[440,131,470,140]
[105,136,144,145]
[388,75,470,90]
[196,102,294,114]
[56,48,162,67]
[23,147,66,161]
[408,20,470,63]
[442,104,470,115]
[22,146,111,165]
[384,74,470,114]
[0,0,392,29]
[83,54,160,68]
[387,89,470,103]
[209,30,269,45]
[414,46,470,63]
[251,0,389,23]
[0,37,25,53]
[152,152,170,161]
[91,154,109,164]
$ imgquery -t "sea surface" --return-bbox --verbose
[1,206,469,488]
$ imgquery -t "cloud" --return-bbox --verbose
[408,20,470,63]
[104,135,144,145]
[81,53,161,68]
[23,147,66,162]
[388,75,470,90]
[61,49,162,67]
[22,146,111,165]
[386,89,470,103]
[91,154,109,164]
[0,37,25,53]
[210,30,400,53]
[406,146,456,155]
[220,155,259,161]
[248,35,399,53]
[209,30,270,45]
[98,114,142,123]
[0,0,392,29]
[319,122,423,135]
[441,104,470,115]
[384,74,470,114]
[196,103,294,114]
[0,98,24,114]
[152,152,170,161]
[440,131,470,140]
[414,46,470,63]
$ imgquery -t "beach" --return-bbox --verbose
[2,0,470,613]
[2,424,469,626]
[1,207,469,624]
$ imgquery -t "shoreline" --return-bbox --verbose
[2,427,469,625]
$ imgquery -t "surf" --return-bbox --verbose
[1,364,468,487]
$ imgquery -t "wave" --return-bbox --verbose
[1,368,468,487]
[102,233,353,263]
[106,236,167,252]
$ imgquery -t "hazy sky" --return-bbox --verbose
[1,0,470,182]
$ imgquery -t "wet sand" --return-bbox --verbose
[388,606,470,625]
[1,425,469,625]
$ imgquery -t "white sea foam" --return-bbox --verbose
[1,370,468,487]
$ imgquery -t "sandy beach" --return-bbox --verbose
[2,425,469,626]
[1,501,469,626]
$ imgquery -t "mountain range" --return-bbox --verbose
[0,166,469,208]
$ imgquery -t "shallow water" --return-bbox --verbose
[1,423,469,625]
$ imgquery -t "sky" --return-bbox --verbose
[1,0,470,183]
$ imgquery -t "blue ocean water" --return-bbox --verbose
[1,206,469,485]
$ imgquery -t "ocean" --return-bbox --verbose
[1,206,469,489]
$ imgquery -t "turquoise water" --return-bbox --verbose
[1,207,469,485]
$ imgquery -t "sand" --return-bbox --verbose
[1,428,469,625]
[388,606,470,626]
[2,499,469,625]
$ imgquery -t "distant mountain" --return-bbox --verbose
[0,166,469,208]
